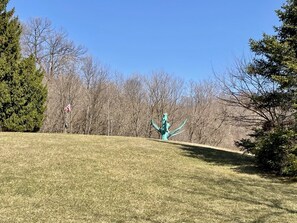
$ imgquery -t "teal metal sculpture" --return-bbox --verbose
[151,113,187,140]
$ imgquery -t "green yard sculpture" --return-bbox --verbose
[151,113,187,141]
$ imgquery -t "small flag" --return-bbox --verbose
[64,104,71,113]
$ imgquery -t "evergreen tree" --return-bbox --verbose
[0,0,47,132]
[237,0,297,175]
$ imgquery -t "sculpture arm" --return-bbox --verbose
[151,119,160,132]
[168,119,187,138]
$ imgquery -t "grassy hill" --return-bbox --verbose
[0,132,296,222]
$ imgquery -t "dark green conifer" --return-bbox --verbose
[238,0,297,175]
[0,0,47,132]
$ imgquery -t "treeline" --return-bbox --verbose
[20,18,246,148]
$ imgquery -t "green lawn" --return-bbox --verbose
[0,132,296,222]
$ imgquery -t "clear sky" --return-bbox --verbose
[9,0,284,81]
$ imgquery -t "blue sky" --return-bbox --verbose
[9,0,284,81]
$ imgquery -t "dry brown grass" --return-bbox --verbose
[0,132,296,222]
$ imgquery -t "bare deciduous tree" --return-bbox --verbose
[45,30,85,78]
[217,58,292,130]
[42,64,83,133]
[79,56,109,134]
[181,81,226,145]
[21,17,52,66]
[21,18,86,78]
[145,71,185,137]
[123,75,147,137]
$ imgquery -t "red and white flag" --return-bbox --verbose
[64,104,71,113]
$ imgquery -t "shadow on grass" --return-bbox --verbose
[179,144,259,174]
[149,139,297,182]
[150,140,297,217]
[152,140,257,174]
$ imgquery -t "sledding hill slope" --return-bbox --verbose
[0,132,296,222]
